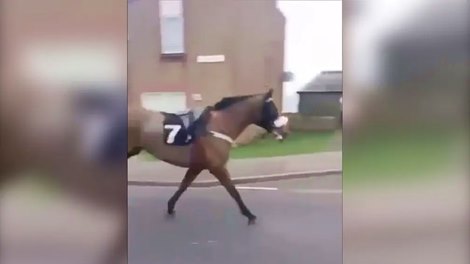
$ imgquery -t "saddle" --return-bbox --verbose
[161,107,211,146]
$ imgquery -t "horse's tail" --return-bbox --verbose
[127,121,143,159]
[127,146,143,159]
[128,107,144,159]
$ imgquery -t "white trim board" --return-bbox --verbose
[197,55,225,63]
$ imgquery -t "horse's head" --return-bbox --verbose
[211,90,289,142]
[256,89,290,141]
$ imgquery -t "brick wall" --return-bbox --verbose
[128,0,285,110]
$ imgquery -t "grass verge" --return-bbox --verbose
[138,131,338,160]
[230,131,337,159]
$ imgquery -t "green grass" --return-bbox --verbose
[139,151,161,161]
[138,131,337,160]
[230,131,336,159]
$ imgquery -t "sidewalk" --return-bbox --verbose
[128,151,342,187]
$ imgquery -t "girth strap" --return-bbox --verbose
[209,131,234,144]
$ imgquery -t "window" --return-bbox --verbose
[141,92,187,112]
[159,0,184,56]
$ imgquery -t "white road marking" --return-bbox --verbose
[235,186,341,194]
[291,189,342,194]
[130,185,342,194]
[236,186,279,191]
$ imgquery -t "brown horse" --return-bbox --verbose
[128,89,289,224]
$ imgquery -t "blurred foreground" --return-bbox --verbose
[1,177,121,264]
[0,0,127,263]
[0,0,468,263]
[344,0,469,263]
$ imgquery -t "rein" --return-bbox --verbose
[208,115,287,145]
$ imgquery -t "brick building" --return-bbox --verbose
[128,0,286,116]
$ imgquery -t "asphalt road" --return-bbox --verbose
[128,175,342,264]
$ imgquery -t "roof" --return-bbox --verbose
[298,71,343,93]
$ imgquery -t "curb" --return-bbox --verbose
[128,169,342,187]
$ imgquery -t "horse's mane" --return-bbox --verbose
[213,95,257,110]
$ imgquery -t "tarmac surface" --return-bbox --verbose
[128,175,342,264]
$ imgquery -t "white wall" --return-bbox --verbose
[140,92,187,113]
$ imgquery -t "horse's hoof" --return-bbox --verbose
[248,215,257,225]
[167,209,175,216]
[165,211,176,221]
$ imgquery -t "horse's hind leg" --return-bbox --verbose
[210,167,257,224]
[167,167,203,215]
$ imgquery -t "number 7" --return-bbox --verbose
[164,124,182,144]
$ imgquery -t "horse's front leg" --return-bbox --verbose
[210,167,257,224]
[167,166,203,215]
